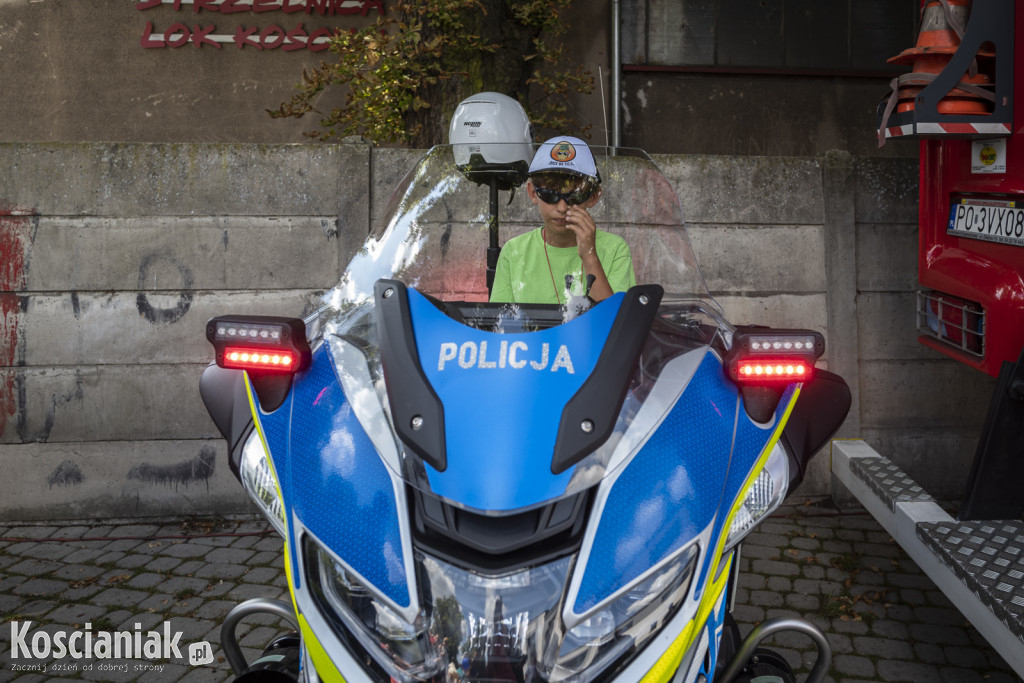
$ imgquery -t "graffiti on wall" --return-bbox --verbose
[0,208,36,441]
[137,0,385,51]
[128,447,217,491]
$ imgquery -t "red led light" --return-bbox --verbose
[736,359,810,382]
[223,346,295,371]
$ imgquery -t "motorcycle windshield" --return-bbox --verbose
[319,144,728,512]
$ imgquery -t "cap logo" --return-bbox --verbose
[550,142,576,163]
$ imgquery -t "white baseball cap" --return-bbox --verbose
[528,136,599,181]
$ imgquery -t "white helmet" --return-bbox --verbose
[449,92,532,190]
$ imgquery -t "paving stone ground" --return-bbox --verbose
[0,500,1020,682]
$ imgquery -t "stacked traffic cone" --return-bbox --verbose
[887,0,995,115]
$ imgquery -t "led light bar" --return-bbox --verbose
[747,335,818,354]
[215,323,283,343]
[726,328,824,384]
[222,347,296,371]
[736,360,812,381]
[206,315,311,374]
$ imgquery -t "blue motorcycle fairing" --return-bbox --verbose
[245,373,299,587]
[693,383,797,598]
[250,375,293,504]
[408,288,625,511]
[570,353,799,620]
[671,582,729,683]
[570,352,737,615]
[259,343,413,610]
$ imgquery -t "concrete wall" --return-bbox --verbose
[851,157,996,496]
[0,142,377,519]
[616,0,917,158]
[621,73,909,158]
[0,0,915,161]
[0,142,992,521]
[0,0,372,144]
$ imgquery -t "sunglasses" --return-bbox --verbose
[533,183,596,206]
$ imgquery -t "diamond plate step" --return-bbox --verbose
[848,455,933,512]
[832,439,1024,678]
[918,520,1024,640]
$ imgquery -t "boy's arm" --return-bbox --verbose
[566,204,617,301]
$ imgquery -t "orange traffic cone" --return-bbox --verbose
[888,0,995,116]
[895,54,992,115]
[889,0,980,64]
[878,0,996,145]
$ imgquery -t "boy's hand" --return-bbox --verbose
[566,205,599,262]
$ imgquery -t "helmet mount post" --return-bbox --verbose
[487,178,500,294]
[448,92,533,297]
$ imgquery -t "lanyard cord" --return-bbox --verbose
[542,228,563,305]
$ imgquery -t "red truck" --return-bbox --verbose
[835,1,1024,677]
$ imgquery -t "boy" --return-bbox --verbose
[489,137,635,304]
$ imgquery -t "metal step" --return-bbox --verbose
[831,439,1024,679]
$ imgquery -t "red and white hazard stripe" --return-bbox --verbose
[883,121,1011,139]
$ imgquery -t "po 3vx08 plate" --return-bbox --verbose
[948,196,1024,248]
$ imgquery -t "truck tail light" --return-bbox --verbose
[206,316,311,374]
[726,328,824,384]
[916,290,984,357]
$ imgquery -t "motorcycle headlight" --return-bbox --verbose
[312,545,441,682]
[307,535,698,683]
[723,442,788,553]
[555,544,699,680]
[239,432,287,537]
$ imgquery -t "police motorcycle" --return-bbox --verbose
[200,96,851,683]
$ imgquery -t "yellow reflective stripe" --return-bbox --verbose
[640,554,732,683]
[707,386,802,589]
[243,375,289,537]
[299,613,347,683]
[640,619,697,683]
[283,537,299,614]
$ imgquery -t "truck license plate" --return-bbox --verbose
[948,197,1024,247]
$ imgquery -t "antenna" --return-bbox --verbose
[598,65,609,148]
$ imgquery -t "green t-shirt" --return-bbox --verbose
[490,228,636,304]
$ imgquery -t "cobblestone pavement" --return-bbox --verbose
[0,500,1020,682]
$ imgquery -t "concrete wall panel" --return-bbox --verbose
[0,441,249,522]
[859,360,995,430]
[853,157,920,224]
[369,149,424,227]
[19,291,322,367]
[0,0,915,162]
[857,292,931,362]
[25,218,340,292]
[656,155,824,225]
[689,225,826,293]
[714,294,827,337]
[2,366,217,445]
[0,143,363,217]
[856,222,919,292]
[625,76,911,158]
